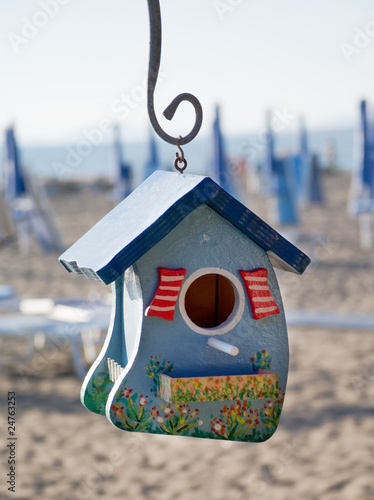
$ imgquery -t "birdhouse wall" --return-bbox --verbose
[104,203,290,441]
[120,203,289,393]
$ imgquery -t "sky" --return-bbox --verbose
[0,0,374,146]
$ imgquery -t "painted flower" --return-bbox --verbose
[111,403,124,418]
[121,388,132,398]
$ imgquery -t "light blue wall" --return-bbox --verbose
[123,204,289,391]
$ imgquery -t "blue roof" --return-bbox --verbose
[59,171,310,284]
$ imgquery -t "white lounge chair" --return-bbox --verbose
[0,297,111,378]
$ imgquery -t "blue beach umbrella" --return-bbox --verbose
[113,124,132,199]
[348,100,374,249]
[307,154,324,204]
[2,126,64,253]
[273,157,300,226]
[261,111,298,225]
[359,100,374,203]
[299,118,308,156]
[3,127,26,201]
[261,111,276,196]
[298,119,324,206]
[211,105,232,194]
[292,119,311,205]
[144,131,161,180]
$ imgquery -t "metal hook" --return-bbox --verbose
[147,0,203,146]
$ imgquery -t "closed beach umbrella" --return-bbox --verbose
[211,105,232,194]
[262,112,298,225]
[351,100,374,249]
[144,131,161,180]
[3,127,26,201]
[307,154,324,204]
[2,125,64,253]
[299,118,308,156]
[294,119,311,205]
[261,111,276,196]
[113,124,132,199]
[359,100,374,203]
[273,157,300,226]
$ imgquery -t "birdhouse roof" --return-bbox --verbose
[59,171,310,284]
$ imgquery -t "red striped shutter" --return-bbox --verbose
[239,269,280,320]
[145,268,187,321]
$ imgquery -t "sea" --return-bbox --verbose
[7,128,356,186]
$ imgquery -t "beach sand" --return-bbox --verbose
[0,172,373,500]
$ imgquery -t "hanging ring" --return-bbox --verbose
[146,0,203,146]
[174,138,187,173]
[174,154,187,173]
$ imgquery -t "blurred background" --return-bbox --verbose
[0,0,372,179]
[0,1,374,499]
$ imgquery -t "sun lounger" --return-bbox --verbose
[0,297,111,378]
[0,285,20,311]
[286,310,374,330]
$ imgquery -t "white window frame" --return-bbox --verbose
[178,267,245,336]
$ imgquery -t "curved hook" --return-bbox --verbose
[147,0,203,146]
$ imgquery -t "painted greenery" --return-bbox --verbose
[112,387,202,435]
[251,350,272,371]
[110,353,285,442]
[151,403,203,435]
[145,354,173,394]
[112,388,153,432]
[210,399,260,440]
[209,391,285,441]
[84,373,113,415]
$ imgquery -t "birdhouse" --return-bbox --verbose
[60,171,310,442]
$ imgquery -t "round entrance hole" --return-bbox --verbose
[184,273,236,329]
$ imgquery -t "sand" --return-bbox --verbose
[0,172,373,500]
